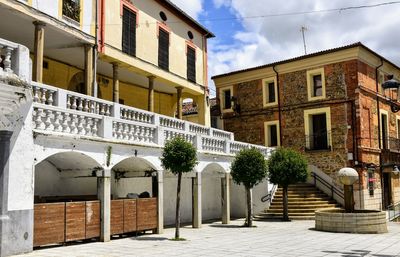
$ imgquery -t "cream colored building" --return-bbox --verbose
[1,0,213,125]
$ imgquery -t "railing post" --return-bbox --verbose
[224,139,230,154]
[184,121,190,133]
[153,113,160,126]
[99,116,113,139]
[155,127,165,146]
[55,89,68,109]
[112,103,121,119]
[194,134,202,151]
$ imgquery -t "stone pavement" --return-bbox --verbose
[15,219,400,257]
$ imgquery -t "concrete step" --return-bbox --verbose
[274,193,328,198]
[269,204,340,210]
[254,214,316,220]
[270,200,337,205]
[272,197,332,201]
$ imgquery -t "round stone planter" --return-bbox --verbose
[315,209,388,234]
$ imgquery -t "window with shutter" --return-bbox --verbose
[122,7,136,56]
[187,46,196,83]
[158,28,169,71]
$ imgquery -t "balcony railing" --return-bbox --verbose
[305,131,331,151]
[0,37,272,157]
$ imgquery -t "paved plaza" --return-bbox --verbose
[16,219,400,257]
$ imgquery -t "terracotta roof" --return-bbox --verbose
[211,42,400,79]
[182,102,198,115]
[154,0,215,38]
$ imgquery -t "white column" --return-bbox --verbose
[193,172,202,228]
[157,170,164,234]
[97,168,111,242]
[222,173,230,224]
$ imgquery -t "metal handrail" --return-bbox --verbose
[387,201,400,221]
[261,184,277,203]
[311,172,344,201]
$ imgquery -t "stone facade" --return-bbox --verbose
[214,45,400,210]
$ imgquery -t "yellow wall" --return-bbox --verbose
[42,57,175,117]
[104,0,206,86]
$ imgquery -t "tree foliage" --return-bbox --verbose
[160,137,197,239]
[161,137,198,175]
[268,148,308,186]
[231,148,268,188]
[231,148,268,227]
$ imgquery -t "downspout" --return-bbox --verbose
[351,100,362,208]
[92,0,99,98]
[273,65,283,146]
[376,58,384,210]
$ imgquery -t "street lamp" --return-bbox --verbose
[381,75,400,113]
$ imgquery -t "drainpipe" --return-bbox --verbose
[376,58,384,210]
[273,65,283,146]
[351,100,362,209]
[92,0,99,98]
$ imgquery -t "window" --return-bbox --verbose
[62,0,81,23]
[262,77,277,107]
[219,86,233,113]
[158,28,169,71]
[307,68,326,101]
[381,111,389,149]
[187,46,196,83]
[304,107,331,151]
[122,7,136,56]
[264,121,280,147]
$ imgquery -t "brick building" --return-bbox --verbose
[212,43,400,210]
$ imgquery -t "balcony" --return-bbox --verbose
[0,38,271,158]
[305,131,331,151]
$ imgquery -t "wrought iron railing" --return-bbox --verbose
[387,201,400,221]
[261,184,277,203]
[305,131,331,151]
[311,172,344,201]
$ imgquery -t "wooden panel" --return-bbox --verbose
[65,202,86,242]
[111,200,124,235]
[85,201,100,239]
[123,199,137,233]
[137,198,158,231]
[34,203,65,247]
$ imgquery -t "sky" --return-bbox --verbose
[170,0,400,96]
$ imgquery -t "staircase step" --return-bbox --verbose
[268,204,339,210]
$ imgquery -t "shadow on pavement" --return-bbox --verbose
[322,249,397,257]
[131,237,169,241]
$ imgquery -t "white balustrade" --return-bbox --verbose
[32,82,57,105]
[189,123,210,136]
[163,129,195,145]
[212,129,234,140]
[66,91,113,116]
[120,106,154,124]
[33,103,101,137]
[159,115,185,131]
[230,142,251,154]
[202,137,226,153]
[112,120,156,144]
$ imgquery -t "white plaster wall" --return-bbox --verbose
[8,101,35,211]
[230,179,269,219]
[163,175,192,226]
[34,161,97,197]
[32,0,59,18]
[82,0,93,35]
[202,174,222,222]
[112,176,152,199]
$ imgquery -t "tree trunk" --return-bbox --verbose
[283,185,289,221]
[175,172,182,238]
[246,187,253,227]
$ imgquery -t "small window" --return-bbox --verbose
[188,31,194,40]
[62,0,81,22]
[307,68,325,101]
[262,78,277,107]
[187,46,196,83]
[381,112,389,149]
[264,121,280,147]
[267,82,275,103]
[313,74,322,97]
[122,7,137,56]
[160,11,167,21]
[158,28,169,71]
[223,90,231,109]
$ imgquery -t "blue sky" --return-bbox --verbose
[171,0,400,96]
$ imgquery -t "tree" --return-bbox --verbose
[268,148,308,221]
[160,137,198,239]
[231,148,268,227]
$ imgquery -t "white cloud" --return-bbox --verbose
[206,0,400,96]
[169,0,204,20]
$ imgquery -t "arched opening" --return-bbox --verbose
[68,72,85,94]
[201,163,227,222]
[35,151,101,201]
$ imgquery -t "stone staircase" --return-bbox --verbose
[255,183,341,220]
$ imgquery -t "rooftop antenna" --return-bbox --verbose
[301,26,308,55]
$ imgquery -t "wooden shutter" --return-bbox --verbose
[158,28,169,71]
[187,46,196,83]
[122,7,136,56]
